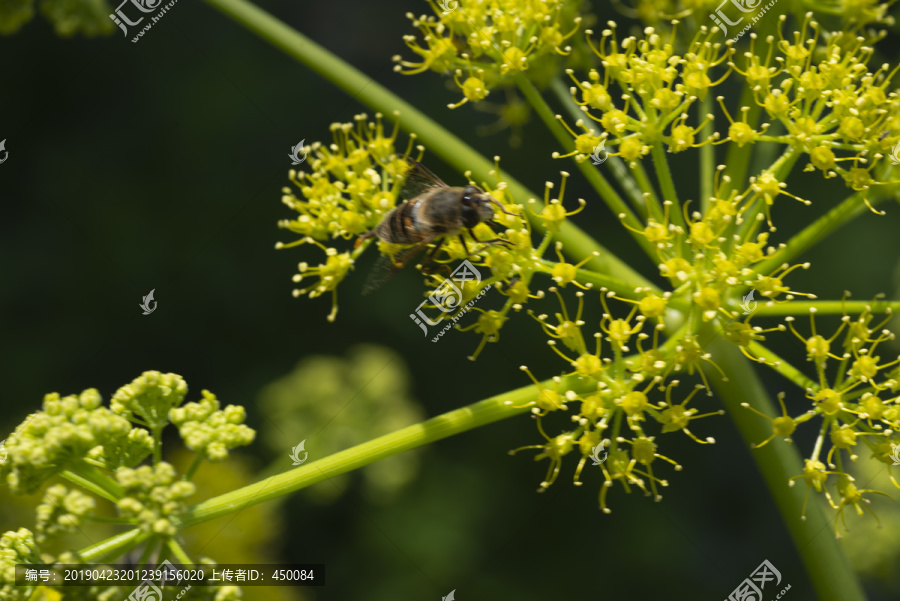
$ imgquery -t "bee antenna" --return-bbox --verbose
[490,198,522,217]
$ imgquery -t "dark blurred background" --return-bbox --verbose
[2,1,900,600]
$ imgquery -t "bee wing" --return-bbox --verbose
[397,155,449,201]
[361,253,403,296]
[361,239,434,296]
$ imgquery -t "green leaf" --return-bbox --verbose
[0,0,35,35]
[40,0,114,37]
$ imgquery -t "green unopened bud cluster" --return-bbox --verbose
[0,388,147,494]
[0,371,256,598]
[35,484,95,542]
[116,462,196,537]
[170,390,256,462]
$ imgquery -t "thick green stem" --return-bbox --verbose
[699,93,714,213]
[745,341,818,391]
[755,300,900,316]
[754,188,890,277]
[180,385,537,527]
[75,376,595,561]
[649,141,686,231]
[721,85,761,198]
[199,0,652,289]
[705,339,866,601]
[79,529,150,563]
[62,461,123,502]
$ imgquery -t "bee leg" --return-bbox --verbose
[501,274,522,292]
[355,230,376,249]
[421,238,450,276]
[467,227,513,249]
[457,234,470,256]
[486,219,516,243]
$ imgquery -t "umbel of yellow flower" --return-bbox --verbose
[277,113,544,342]
[279,2,900,533]
[393,0,582,107]
[558,16,900,195]
[276,113,413,322]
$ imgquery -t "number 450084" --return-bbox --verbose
[271,569,314,581]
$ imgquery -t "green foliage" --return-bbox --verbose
[0,0,34,34]
[0,0,114,36]
[40,0,114,36]
[258,344,424,504]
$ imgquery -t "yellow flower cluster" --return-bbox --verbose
[769,301,900,537]
[276,114,411,321]
[562,17,900,192]
[277,113,547,332]
[506,16,900,515]
[512,285,730,512]
[281,2,900,527]
[394,0,582,107]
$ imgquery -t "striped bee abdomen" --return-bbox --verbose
[377,199,426,244]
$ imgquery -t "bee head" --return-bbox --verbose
[460,185,495,226]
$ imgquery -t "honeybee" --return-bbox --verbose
[358,157,520,294]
